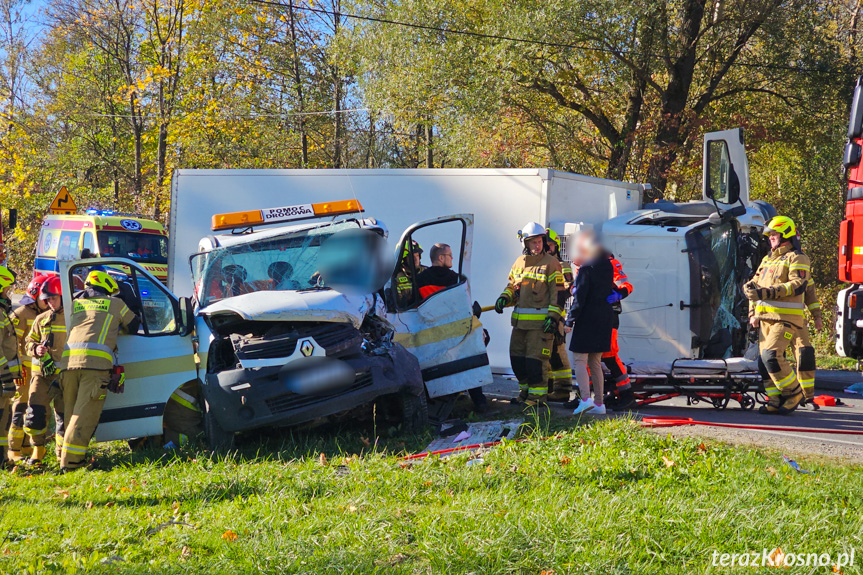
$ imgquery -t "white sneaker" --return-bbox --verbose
[572,398,596,415]
[586,403,606,415]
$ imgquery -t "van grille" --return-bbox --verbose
[264,372,374,414]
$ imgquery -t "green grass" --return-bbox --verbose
[2,418,863,574]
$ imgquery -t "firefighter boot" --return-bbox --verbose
[27,445,46,466]
[758,382,783,415]
[779,383,804,415]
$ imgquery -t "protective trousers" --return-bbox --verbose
[58,369,109,469]
[547,332,572,399]
[24,374,56,447]
[759,320,804,407]
[792,329,816,400]
[0,397,9,460]
[601,328,631,393]
[510,328,553,403]
[7,378,31,459]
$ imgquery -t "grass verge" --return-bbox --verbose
[1,417,862,574]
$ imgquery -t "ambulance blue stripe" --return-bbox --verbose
[34,258,59,273]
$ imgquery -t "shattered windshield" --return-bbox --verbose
[191,221,358,307]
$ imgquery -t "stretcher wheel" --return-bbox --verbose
[739,394,756,410]
[711,396,730,410]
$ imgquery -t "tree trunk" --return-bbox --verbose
[425,122,433,168]
[154,122,168,218]
[288,0,308,166]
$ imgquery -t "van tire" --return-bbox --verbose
[203,399,234,453]
[398,390,429,432]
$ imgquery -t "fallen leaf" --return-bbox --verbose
[423,481,432,487]
[767,547,785,567]
[359,436,371,448]
[319,453,328,466]
[2,548,11,555]
[222,530,238,542]
[697,442,707,452]
[105,484,113,493]
[85,501,94,509]
[105,502,115,508]
[121,487,131,493]
[559,457,572,466]
[485,466,493,474]
[833,565,843,574]
[180,546,192,560]
[661,456,675,468]
[347,505,358,513]
[540,570,555,575]
[767,467,777,477]
[55,489,70,499]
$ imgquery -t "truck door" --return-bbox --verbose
[386,214,493,398]
[702,128,750,209]
[60,258,197,442]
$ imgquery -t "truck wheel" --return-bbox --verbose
[203,399,234,453]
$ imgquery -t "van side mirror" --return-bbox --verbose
[8,209,16,231]
[177,297,195,337]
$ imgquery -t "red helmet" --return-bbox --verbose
[27,274,49,298]
[39,276,62,300]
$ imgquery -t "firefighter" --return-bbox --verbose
[58,270,139,471]
[495,222,563,407]
[743,216,809,415]
[544,229,574,402]
[603,255,636,410]
[393,240,426,308]
[23,276,66,465]
[162,381,203,447]
[0,266,21,464]
[6,275,49,462]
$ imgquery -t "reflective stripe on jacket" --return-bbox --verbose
[746,245,810,328]
[11,304,40,370]
[499,252,564,330]
[0,305,20,377]
[26,308,68,374]
[63,296,138,371]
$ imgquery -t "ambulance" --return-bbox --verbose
[35,210,168,282]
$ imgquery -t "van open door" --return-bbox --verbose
[59,258,198,442]
[703,128,750,209]
[386,215,493,405]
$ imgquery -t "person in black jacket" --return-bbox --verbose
[567,232,615,415]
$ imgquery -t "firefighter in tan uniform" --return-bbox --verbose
[495,222,564,407]
[6,275,49,462]
[743,216,809,415]
[545,229,574,402]
[393,240,426,309]
[24,276,67,464]
[0,266,22,464]
[59,271,139,471]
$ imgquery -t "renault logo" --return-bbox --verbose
[300,339,315,357]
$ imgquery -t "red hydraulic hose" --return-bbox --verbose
[402,438,524,461]
[641,415,863,435]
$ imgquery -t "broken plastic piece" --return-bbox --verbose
[452,431,472,443]
[783,455,813,474]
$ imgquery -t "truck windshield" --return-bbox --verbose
[191,221,357,307]
[98,232,167,264]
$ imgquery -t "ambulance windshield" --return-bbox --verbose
[98,232,167,264]
[191,221,357,307]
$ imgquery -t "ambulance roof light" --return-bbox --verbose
[86,208,116,216]
[212,200,364,231]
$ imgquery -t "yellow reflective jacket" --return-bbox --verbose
[10,303,41,371]
[26,308,68,375]
[63,295,138,371]
[744,244,810,328]
[0,302,20,378]
[499,252,564,330]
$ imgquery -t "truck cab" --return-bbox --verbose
[58,201,492,449]
[602,129,771,364]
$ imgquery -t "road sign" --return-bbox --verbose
[50,186,77,215]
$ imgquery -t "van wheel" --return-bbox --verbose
[203,400,234,452]
[376,390,429,433]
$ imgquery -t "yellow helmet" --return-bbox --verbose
[546,229,561,250]
[85,270,119,294]
[0,266,16,290]
[764,216,796,239]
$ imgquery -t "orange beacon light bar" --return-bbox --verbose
[212,200,364,231]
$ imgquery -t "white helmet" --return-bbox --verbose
[518,222,546,243]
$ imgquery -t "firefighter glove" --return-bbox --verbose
[40,354,56,377]
[0,372,15,398]
[543,316,558,333]
[607,291,623,304]
[108,367,126,394]
[494,297,508,314]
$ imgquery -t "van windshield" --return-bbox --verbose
[191,221,357,307]
[98,232,168,264]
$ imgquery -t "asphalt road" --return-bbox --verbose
[483,373,863,462]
